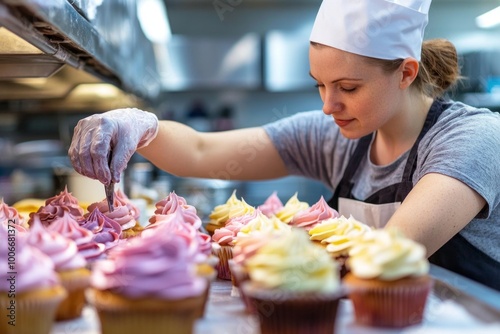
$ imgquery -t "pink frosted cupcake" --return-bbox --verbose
[211,210,259,280]
[148,192,202,229]
[80,208,122,251]
[145,211,215,318]
[257,191,283,218]
[27,214,90,320]
[289,196,339,231]
[48,211,105,263]
[0,224,66,334]
[0,198,29,230]
[115,189,141,222]
[87,198,140,239]
[89,223,207,334]
[28,186,84,227]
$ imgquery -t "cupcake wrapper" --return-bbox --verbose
[88,289,204,334]
[347,278,433,328]
[242,283,344,334]
[212,245,233,280]
[228,260,254,313]
[56,268,91,320]
[0,286,67,334]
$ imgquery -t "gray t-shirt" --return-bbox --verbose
[263,100,500,262]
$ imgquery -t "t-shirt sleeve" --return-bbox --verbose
[416,106,500,218]
[263,110,354,191]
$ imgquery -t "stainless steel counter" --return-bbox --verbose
[52,264,500,334]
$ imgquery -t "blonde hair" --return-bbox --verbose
[365,39,461,98]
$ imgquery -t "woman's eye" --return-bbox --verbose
[314,83,324,88]
[340,86,356,93]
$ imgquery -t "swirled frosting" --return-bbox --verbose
[0,198,28,229]
[246,228,339,292]
[0,224,60,293]
[27,214,87,271]
[347,228,429,281]
[309,215,372,257]
[290,196,339,230]
[91,225,207,299]
[80,208,122,250]
[149,192,201,229]
[208,191,255,227]
[237,211,291,239]
[275,192,309,223]
[232,233,273,266]
[28,186,85,227]
[48,211,105,261]
[212,211,259,246]
[257,191,284,218]
[87,200,136,232]
[115,189,140,221]
[144,210,206,263]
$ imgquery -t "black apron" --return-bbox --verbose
[327,99,500,291]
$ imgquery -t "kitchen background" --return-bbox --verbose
[1,0,500,220]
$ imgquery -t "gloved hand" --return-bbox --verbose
[68,108,159,185]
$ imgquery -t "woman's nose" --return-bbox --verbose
[322,93,343,115]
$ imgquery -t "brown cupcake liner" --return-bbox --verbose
[241,282,345,334]
[212,245,233,280]
[345,275,433,328]
[0,285,67,334]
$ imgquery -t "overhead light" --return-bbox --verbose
[137,0,171,43]
[476,6,500,29]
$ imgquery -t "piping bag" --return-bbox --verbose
[104,150,114,212]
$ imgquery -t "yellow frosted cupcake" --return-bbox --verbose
[206,190,255,235]
[241,228,344,334]
[274,192,309,224]
[309,215,372,277]
[0,223,66,334]
[343,228,433,328]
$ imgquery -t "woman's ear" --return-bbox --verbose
[399,58,419,89]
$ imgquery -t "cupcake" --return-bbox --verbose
[0,223,67,334]
[27,214,90,320]
[89,223,207,334]
[144,210,215,317]
[309,215,372,277]
[206,190,255,235]
[343,228,433,328]
[0,198,29,230]
[80,208,122,252]
[274,192,309,224]
[211,210,258,280]
[48,211,106,263]
[27,186,85,227]
[289,196,339,231]
[257,191,283,218]
[230,232,277,311]
[86,198,140,239]
[241,228,343,334]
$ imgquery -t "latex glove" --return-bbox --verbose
[68,108,159,185]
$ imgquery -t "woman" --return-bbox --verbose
[69,0,500,290]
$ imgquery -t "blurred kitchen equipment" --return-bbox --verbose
[174,177,244,221]
[53,164,105,204]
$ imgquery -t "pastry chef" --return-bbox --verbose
[69,0,500,290]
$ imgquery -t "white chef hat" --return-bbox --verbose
[310,0,432,61]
